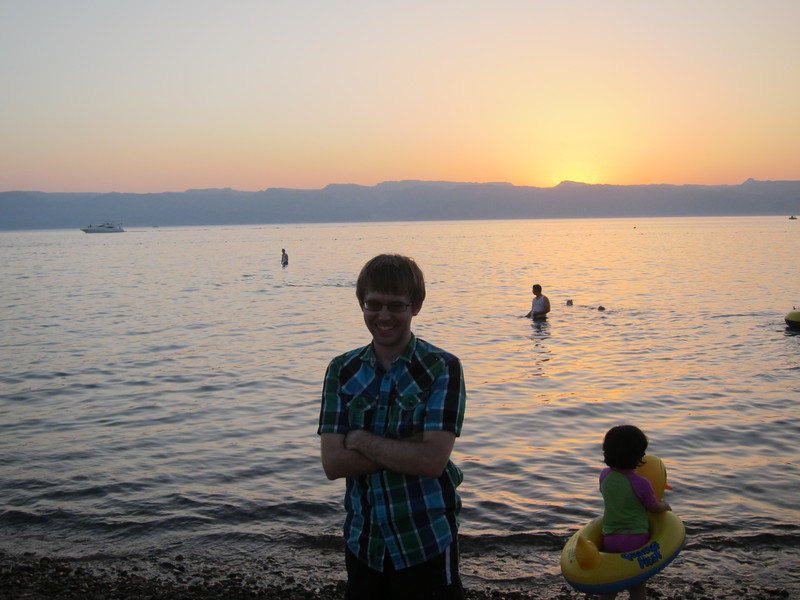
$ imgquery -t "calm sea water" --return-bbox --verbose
[1,218,799,594]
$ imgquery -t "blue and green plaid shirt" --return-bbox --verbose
[318,333,466,571]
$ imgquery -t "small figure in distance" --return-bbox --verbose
[281,248,289,267]
[524,284,551,320]
[599,425,672,600]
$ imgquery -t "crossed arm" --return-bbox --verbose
[320,429,456,481]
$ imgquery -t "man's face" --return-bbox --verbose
[361,289,418,357]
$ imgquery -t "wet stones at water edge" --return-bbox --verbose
[0,552,792,600]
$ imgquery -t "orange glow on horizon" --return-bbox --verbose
[1,3,798,194]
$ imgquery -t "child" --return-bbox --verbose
[599,425,672,600]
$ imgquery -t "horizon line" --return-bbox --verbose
[4,176,800,196]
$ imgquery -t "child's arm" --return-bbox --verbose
[648,499,672,513]
[629,471,672,513]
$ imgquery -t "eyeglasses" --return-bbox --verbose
[361,301,412,313]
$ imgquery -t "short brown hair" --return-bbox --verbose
[356,254,426,308]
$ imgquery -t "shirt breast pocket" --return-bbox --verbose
[345,395,376,429]
[392,392,428,438]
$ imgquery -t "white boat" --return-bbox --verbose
[81,222,124,233]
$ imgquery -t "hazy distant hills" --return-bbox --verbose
[1,179,799,230]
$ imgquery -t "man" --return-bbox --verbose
[318,254,467,599]
[281,248,289,267]
[524,283,551,320]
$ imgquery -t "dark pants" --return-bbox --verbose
[344,540,465,600]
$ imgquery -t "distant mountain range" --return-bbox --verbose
[1,179,799,230]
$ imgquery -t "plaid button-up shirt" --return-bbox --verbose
[318,334,466,571]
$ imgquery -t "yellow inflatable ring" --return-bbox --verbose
[560,455,686,595]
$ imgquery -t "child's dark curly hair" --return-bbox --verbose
[603,425,648,469]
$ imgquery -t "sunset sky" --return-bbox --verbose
[2,1,799,193]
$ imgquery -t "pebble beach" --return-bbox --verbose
[1,551,793,600]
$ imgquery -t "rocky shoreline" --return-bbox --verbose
[1,551,792,600]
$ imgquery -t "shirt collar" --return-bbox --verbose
[361,333,417,367]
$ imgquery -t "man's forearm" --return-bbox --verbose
[320,433,381,480]
[345,429,454,479]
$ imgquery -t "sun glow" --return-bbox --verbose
[549,168,602,187]
[1,3,799,193]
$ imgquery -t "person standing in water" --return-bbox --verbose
[281,248,289,267]
[318,253,467,599]
[524,284,550,319]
